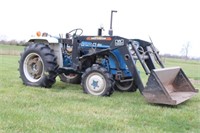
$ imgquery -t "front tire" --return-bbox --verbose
[19,43,58,88]
[81,64,114,96]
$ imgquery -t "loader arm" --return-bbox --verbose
[115,41,145,93]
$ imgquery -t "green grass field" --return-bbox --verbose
[0,45,200,133]
[0,44,24,55]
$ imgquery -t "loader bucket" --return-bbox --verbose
[143,67,198,105]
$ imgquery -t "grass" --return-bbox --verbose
[0,44,24,55]
[164,58,200,80]
[0,47,200,132]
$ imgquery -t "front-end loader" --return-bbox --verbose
[19,11,198,105]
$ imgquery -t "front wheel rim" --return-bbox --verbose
[85,72,106,95]
[23,53,44,82]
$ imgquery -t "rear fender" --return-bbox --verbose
[27,36,59,44]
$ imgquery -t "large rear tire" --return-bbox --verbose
[81,64,114,96]
[19,43,58,88]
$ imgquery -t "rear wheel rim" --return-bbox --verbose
[23,53,44,82]
[86,72,106,95]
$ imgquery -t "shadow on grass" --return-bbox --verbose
[147,99,194,109]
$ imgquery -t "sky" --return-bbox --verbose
[0,0,200,57]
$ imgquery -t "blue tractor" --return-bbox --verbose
[19,11,198,105]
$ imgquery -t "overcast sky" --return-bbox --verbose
[0,0,200,57]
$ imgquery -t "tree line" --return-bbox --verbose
[161,54,200,61]
[0,39,26,46]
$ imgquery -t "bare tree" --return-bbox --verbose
[181,42,190,59]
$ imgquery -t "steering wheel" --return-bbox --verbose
[66,28,83,38]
